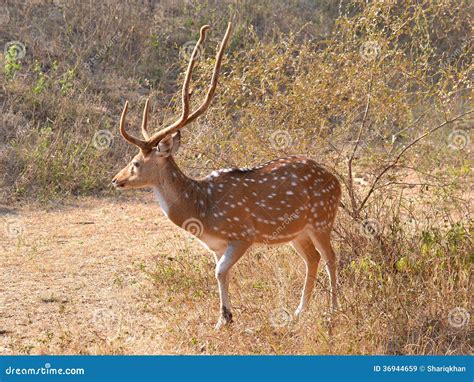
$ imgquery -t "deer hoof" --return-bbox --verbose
[215,307,233,330]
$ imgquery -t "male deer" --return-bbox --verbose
[112,22,341,329]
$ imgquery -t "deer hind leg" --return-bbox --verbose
[291,232,321,317]
[308,230,338,312]
[214,241,250,330]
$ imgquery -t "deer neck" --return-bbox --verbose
[152,157,206,226]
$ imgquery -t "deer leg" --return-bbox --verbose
[291,233,321,317]
[214,241,250,329]
[213,250,231,319]
[309,231,338,312]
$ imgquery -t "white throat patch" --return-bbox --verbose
[153,187,170,217]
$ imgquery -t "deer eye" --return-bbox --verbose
[132,162,140,168]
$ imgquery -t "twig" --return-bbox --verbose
[358,109,473,212]
[372,181,454,192]
[347,75,373,218]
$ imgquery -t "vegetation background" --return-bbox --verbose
[0,0,472,354]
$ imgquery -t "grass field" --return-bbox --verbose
[0,191,470,355]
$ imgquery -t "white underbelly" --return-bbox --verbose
[198,233,228,254]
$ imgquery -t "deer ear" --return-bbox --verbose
[155,131,181,157]
[170,131,181,154]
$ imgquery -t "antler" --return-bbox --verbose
[119,101,148,149]
[119,97,151,146]
[144,22,232,149]
[182,22,233,126]
[118,22,232,151]
[141,98,150,140]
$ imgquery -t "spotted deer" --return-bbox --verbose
[112,22,341,329]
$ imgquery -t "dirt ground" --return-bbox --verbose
[1,195,174,354]
[1,193,470,355]
[0,194,328,355]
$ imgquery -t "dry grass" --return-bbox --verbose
[0,193,470,355]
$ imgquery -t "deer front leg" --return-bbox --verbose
[214,241,250,330]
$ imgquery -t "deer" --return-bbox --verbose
[112,22,341,329]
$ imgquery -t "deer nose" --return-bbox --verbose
[112,178,118,186]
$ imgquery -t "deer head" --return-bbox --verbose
[112,23,232,189]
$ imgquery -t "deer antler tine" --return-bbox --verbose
[179,25,210,124]
[119,100,129,137]
[144,22,232,150]
[185,21,232,125]
[141,98,150,140]
[119,101,148,150]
